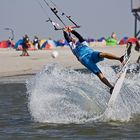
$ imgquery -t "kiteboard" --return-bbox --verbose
[108,43,132,106]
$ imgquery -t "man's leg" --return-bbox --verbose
[99,52,122,62]
[97,72,114,94]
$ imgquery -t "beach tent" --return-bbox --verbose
[56,39,68,47]
[119,37,138,45]
[97,37,106,42]
[14,39,23,50]
[119,37,128,45]
[86,38,95,43]
[39,39,46,47]
[41,39,57,49]
[28,41,35,50]
[106,37,117,46]
[0,40,14,48]
[47,39,57,48]
[0,40,8,48]
[14,39,35,50]
[41,41,51,50]
[126,37,139,44]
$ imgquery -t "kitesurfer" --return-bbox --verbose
[63,26,125,94]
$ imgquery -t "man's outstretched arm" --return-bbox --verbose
[63,31,71,43]
[63,26,85,43]
[71,30,85,43]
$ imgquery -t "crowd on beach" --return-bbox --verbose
[0,32,140,57]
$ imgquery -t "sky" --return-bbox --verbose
[0,0,139,42]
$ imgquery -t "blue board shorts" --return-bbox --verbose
[80,51,104,74]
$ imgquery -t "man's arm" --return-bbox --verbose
[63,27,85,43]
[63,31,72,43]
[71,30,85,43]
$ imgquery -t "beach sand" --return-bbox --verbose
[0,46,139,83]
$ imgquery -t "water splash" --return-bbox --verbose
[26,62,140,123]
[26,63,110,123]
[103,63,140,122]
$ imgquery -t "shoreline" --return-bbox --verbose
[0,46,139,83]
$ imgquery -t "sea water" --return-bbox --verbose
[0,62,140,139]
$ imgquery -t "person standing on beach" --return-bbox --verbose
[33,36,40,50]
[7,37,14,48]
[20,34,30,56]
[111,32,117,40]
[63,26,124,94]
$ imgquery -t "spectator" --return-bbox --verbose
[20,34,30,56]
[111,32,117,40]
[33,36,40,50]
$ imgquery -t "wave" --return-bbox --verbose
[26,62,140,123]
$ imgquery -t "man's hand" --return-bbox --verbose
[63,26,73,32]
